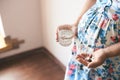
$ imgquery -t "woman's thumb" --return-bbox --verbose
[87,61,99,68]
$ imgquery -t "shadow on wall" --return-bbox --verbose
[0,15,25,53]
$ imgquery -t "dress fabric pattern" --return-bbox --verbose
[64,0,120,80]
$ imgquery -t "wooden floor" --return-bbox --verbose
[0,48,65,80]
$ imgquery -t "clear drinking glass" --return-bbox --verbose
[57,25,74,47]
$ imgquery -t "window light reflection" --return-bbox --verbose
[0,15,7,49]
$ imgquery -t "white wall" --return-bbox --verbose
[40,0,84,66]
[0,0,42,58]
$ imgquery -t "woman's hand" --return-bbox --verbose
[87,49,107,68]
[71,25,78,38]
[56,24,77,42]
[76,49,108,68]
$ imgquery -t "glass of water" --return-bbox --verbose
[57,24,74,47]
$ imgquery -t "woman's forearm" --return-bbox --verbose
[103,42,120,58]
[79,0,96,17]
[75,0,96,26]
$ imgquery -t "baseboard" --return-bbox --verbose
[0,47,42,63]
[0,47,66,72]
[40,47,66,71]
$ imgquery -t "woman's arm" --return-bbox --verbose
[74,0,96,26]
[73,0,97,37]
[104,42,120,58]
[87,42,120,68]
[77,42,120,68]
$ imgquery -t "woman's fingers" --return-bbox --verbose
[87,61,102,68]
[76,53,92,66]
[56,32,59,42]
[71,26,78,38]
[76,54,85,59]
[59,25,72,30]
[77,57,89,66]
[77,53,92,60]
[56,27,59,42]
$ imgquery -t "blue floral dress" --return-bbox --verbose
[64,0,120,80]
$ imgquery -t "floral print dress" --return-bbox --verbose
[64,0,120,80]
